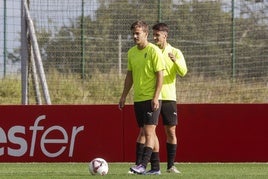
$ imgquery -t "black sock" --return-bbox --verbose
[136,142,144,165]
[150,152,160,171]
[141,147,153,168]
[167,143,177,169]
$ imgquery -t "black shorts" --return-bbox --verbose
[160,100,178,126]
[134,100,162,128]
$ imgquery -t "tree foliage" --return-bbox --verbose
[32,0,267,80]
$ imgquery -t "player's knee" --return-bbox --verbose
[166,129,176,139]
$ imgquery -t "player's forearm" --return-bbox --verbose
[153,70,163,100]
[175,58,188,77]
[121,72,133,98]
[119,72,133,109]
[172,50,187,77]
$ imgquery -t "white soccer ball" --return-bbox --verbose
[89,158,109,176]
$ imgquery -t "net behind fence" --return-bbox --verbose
[0,0,267,104]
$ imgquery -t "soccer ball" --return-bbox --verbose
[89,158,109,176]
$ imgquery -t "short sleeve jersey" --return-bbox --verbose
[161,44,187,101]
[127,43,165,102]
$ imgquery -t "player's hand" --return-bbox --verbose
[151,98,159,111]
[168,52,176,62]
[118,98,126,110]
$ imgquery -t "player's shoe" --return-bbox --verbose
[145,169,161,175]
[128,165,136,174]
[130,164,146,174]
[127,170,135,174]
[167,166,181,174]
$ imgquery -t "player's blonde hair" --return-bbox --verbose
[130,20,149,33]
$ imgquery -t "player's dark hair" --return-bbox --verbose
[131,20,149,33]
[152,23,169,33]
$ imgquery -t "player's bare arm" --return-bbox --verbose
[151,70,163,111]
[119,71,133,109]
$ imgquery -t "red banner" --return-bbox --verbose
[0,105,123,162]
[0,104,267,162]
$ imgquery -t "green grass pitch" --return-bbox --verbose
[0,162,267,178]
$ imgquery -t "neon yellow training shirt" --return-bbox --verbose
[127,43,165,102]
[161,44,187,101]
